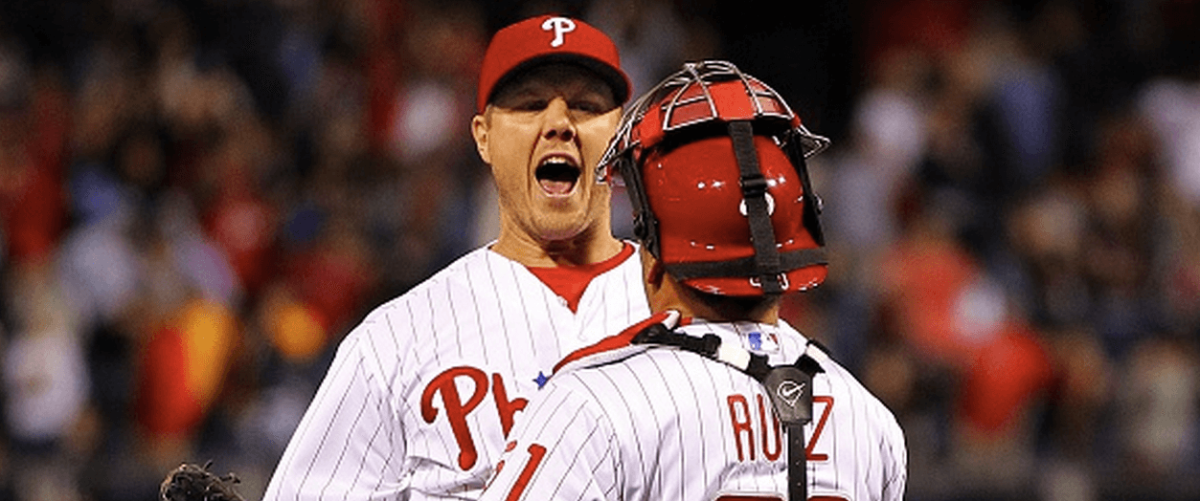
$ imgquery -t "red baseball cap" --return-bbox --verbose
[477,15,631,113]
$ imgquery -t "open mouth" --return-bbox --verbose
[536,158,581,196]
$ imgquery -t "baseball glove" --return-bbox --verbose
[160,461,246,501]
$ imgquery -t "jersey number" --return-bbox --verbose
[493,442,546,501]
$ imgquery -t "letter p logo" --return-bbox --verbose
[541,17,576,47]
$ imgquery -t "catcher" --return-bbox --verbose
[479,60,907,501]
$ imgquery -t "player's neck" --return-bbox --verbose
[641,249,779,324]
[655,295,780,325]
[492,224,624,267]
[648,273,779,324]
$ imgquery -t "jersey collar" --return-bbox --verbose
[552,310,683,375]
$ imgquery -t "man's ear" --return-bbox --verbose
[471,113,491,164]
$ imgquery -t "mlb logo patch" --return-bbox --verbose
[746,331,780,354]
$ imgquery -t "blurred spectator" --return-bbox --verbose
[1138,70,1200,206]
[583,0,703,97]
[2,261,90,501]
[134,295,239,462]
[1118,336,1199,484]
[0,49,69,268]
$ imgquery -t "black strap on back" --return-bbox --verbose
[632,323,823,501]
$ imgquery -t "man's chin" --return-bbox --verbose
[534,224,588,243]
[530,211,595,242]
[525,194,609,242]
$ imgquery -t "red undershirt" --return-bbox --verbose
[526,242,635,313]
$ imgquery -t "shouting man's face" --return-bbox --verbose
[473,64,622,249]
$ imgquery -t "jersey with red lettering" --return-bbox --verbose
[263,244,649,501]
[480,314,906,501]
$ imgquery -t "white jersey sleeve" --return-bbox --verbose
[264,328,407,500]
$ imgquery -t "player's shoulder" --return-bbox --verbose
[406,246,499,292]
[373,240,641,312]
[367,246,497,309]
[800,337,905,438]
[552,310,674,376]
[540,344,665,420]
[335,248,492,337]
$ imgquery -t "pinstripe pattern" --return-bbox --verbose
[263,245,650,501]
[480,319,907,501]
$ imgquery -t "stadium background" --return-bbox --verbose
[0,0,1197,500]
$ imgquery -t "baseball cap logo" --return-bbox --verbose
[541,17,576,47]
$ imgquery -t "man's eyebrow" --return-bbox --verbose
[492,83,544,104]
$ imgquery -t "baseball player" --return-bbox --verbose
[479,61,907,501]
[262,15,651,500]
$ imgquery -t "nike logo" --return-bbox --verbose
[778,380,806,408]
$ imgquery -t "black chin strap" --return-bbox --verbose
[632,323,824,501]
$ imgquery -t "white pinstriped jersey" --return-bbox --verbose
[263,244,649,501]
[480,314,907,501]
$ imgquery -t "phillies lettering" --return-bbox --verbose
[541,17,575,47]
[421,366,528,470]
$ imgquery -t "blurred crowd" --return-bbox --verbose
[0,1,1196,500]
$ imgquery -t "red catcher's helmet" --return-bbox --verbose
[598,60,831,296]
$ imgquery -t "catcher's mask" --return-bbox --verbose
[598,60,831,296]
